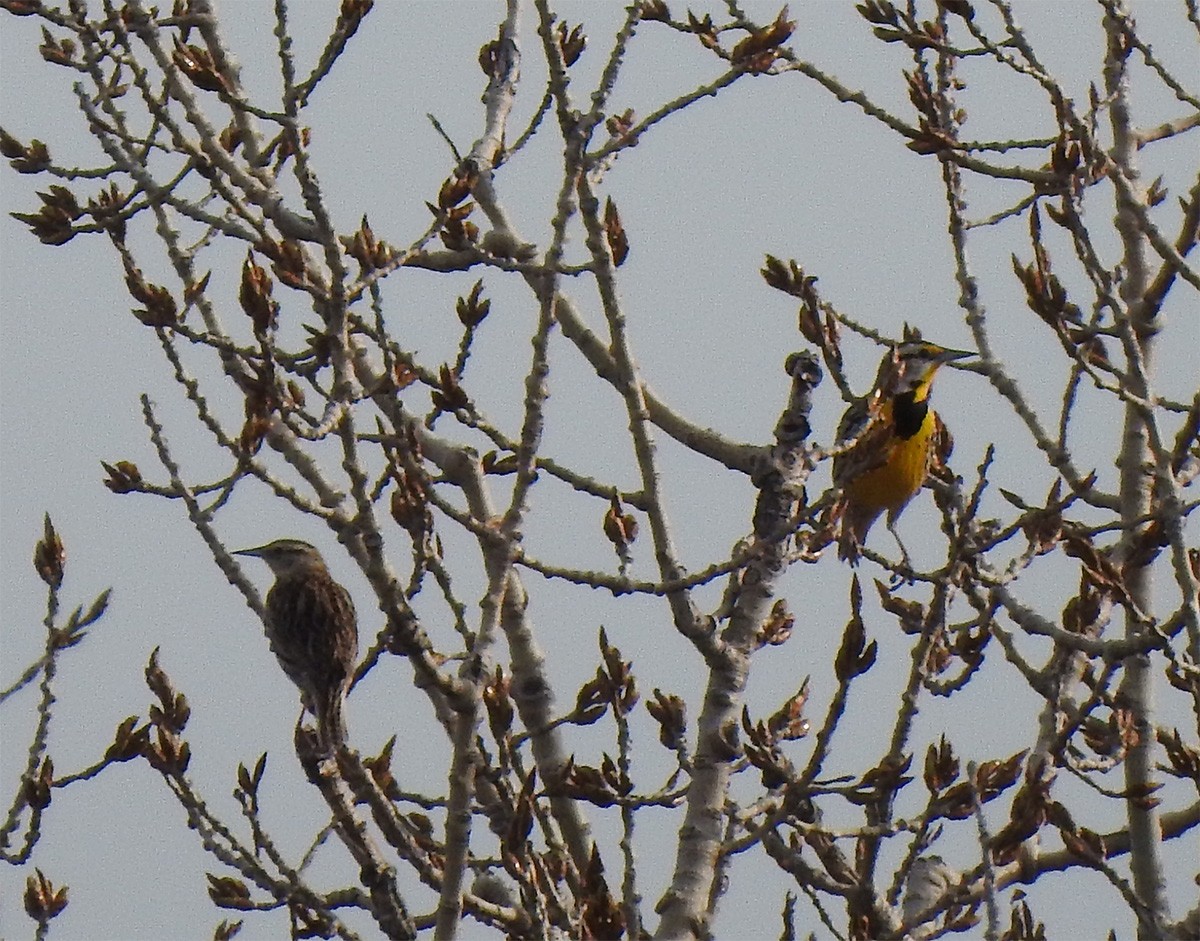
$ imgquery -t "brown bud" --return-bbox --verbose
[392,360,419,391]
[238,251,277,334]
[606,108,635,140]
[24,869,69,924]
[0,127,27,159]
[923,734,959,793]
[363,736,402,800]
[33,514,65,588]
[430,364,469,412]
[145,647,190,735]
[390,470,431,541]
[603,494,638,548]
[39,28,77,67]
[639,1,671,22]
[238,414,272,456]
[758,598,794,647]
[23,757,54,811]
[603,197,629,266]
[3,133,51,174]
[555,22,587,66]
[482,450,519,475]
[90,182,127,242]
[101,460,144,494]
[106,716,151,763]
[172,38,226,93]
[730,7,794,72]
[206,874,252,909]
[441,209,480,251]
[219,121,244,153]
[456,279,491,327]
[213,919,244,941]
[124,265,179,328]
[343,215,386,269]
[767,681,810,741]
[938,0,974,18]
[646,688,686,750]
[438,167,477,209]
[835,576,877,681]
[483,666,514,740]
[236,753,268,798]
[339,0,374,30]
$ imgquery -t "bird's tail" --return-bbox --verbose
[315,680,350,753]
[835,498,883,563]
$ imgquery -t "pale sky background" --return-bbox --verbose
[2,2,1197,938]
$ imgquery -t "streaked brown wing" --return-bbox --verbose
[265,574,358,695]
[930,411,954,472]
[833,395,892,488]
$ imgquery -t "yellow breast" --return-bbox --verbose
[843,402,936,513]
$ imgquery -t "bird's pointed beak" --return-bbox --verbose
[936,348,974,365]
[233,545,266,557]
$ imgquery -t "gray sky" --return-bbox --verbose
[2,2,1197,938]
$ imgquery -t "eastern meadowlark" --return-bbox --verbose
[234,539,358,752]
[833,338,973,564]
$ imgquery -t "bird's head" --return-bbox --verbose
[234,539,327,578]
[888,340,974,400]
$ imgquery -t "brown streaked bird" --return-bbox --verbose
[833,337,973,565]
[234,539,358,752]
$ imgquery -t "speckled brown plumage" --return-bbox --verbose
[235,540,358,752]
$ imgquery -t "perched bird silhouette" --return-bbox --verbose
[833,336,972,565]
[235,539,358,752]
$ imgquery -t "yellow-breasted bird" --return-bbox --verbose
[833,337,973,565]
